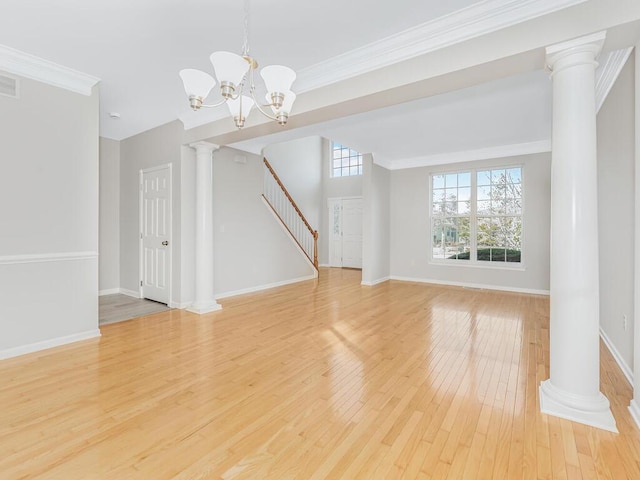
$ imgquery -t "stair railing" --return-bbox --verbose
[262,157,318,271]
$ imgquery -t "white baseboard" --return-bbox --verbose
[361,276,391,286]
[260,196,318,275]
[319,263,330,268]
[120,288,140,298]
[389,275,550,296]
[599,327,633,386]
[215,274,317,300]
[0,329,101,360]
[99,288,120,296]
[629,400,640,430]
[169,301,190,309]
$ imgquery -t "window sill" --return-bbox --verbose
[428,260,526,272]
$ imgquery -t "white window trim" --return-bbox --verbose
[429,164,525,270]
[330,142,363,178]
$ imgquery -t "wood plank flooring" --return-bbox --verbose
[1,267,640,479]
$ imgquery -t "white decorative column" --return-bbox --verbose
[187,142,222,314]
[540,31,616,432]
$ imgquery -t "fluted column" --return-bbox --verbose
[539,31,616,432]
[187,141,222,314]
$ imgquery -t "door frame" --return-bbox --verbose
[327,196,362,268]
[138,163,173,304]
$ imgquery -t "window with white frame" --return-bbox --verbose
[431,166,523,264]
[332,142,363,177]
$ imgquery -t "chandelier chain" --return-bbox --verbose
[242,0,250,56]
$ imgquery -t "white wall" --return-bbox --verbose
[390,153,551,293]
[119,121,184,303]
[0,74,99,358]
[362,155,391,285]
[99,137,120,293]
[597,54,635,375]
[212,147,315,298]
[263,136,323,231]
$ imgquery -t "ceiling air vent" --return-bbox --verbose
[0,73,18,98]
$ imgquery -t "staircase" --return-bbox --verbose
[262,157,319,272]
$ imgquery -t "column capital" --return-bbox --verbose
[189,141,220,154]
[546,31,606,76]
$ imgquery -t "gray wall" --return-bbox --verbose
[118,126,315,306]
[597,54,635,373]
[390,152,551,293]
[99,137,120,293]
[0,75,99,357]
[362,155,391,284]
[212,147,315,298]
[263,136,323,231]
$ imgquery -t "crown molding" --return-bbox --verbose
[388,140,552,170]
[0,44,99,96]
[180,0,585,132]
[596,47,633,113]
[295,0,587,93]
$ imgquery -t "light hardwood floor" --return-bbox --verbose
[1,268,639,479]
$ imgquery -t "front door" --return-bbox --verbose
[140,165,171,304]
[328,197,363,269]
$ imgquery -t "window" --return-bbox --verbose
[431,166,522,264]
[332,142,362,177]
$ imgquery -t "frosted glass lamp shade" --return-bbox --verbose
[226,95,255,118]
[179,69,216,99]
[279,91,296,114]
[260,65,296,94]
[210,51,250,88]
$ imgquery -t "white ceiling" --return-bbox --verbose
[230,70,552,166]
[2,0,628,166]
[0,0,480,140]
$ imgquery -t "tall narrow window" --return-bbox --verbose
[332,142,363,177]
[430,166,523,265]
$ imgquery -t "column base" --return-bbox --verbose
[187,301,222,315]
[540,380,617,432]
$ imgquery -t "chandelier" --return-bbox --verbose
[179,0,296,129]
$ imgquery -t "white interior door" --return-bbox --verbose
[328,197,362,269]
[341,198,363,268]
[140,165,171,304]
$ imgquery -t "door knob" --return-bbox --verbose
[162,241,169,246]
